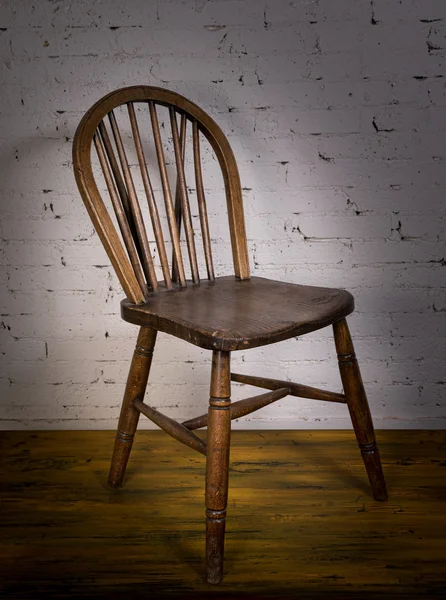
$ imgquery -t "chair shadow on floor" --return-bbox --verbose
[99,429,388,585]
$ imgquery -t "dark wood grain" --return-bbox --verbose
[97,120,137,243]
[172,113,187,283]
[149,99,187,288]
[121,276,354,351]
[170,106,200,283]
[133,399,207,456]
[193,120,215,281]
[231,372,346,403]
[108,110,159,292]
[1,430,444,599]
[127,101,172,289]
[206,351,231,584]
[108,327,157,488]
[182,387,290,430]
[93,131,147,296]
[333,318,388,502]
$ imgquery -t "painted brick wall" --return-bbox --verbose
[1,0,445,430]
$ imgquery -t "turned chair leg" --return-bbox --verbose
[108,327,157,488]
[333,318,388,502]
[206,350,231,584]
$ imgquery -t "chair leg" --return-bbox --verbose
[108,326,157,488]
[333,318,388,502]
[206,350,231,584]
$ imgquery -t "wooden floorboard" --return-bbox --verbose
[1,430,445,598]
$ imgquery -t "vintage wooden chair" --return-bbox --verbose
[73,86,388,584]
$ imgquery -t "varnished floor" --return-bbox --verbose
[1,430,445,599]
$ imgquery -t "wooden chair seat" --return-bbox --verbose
[73,85,388,585]
[121,276,354,351]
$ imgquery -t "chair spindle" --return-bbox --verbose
[93,131,147,297]
[172,114,187,283]
[97,122,138,242]
[193,120,215,281]
[108,110,159,292]
[127,102,172,290]
[148,100,186,287]
[170,106,200,284]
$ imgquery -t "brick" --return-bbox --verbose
[0,218,94,242]
[232,23,318,56]
[398,215,446,239]
[351,240,441,265]
[344,185,446,212]
[6,266,111,293]
[1,339,47,362]
[2,241,63,267]
[317,133,424,161]
[362,50,445,80]
[257,52,362,84]
[372,0,446,22]
[158,1,264,28]
[296,214,392,240]
[254,239,350,266]
[265,0,371,24]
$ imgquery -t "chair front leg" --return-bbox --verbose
[206,350,231,584]
[108,326,157,488]
[333,318,388,502]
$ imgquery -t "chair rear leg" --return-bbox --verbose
[333,318,388,502]
[206,350,231,584]
[108,326,157,488]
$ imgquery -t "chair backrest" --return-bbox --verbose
[73,85,250,304]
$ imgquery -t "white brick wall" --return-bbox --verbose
[1,0,445,430]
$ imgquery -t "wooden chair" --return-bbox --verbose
[72,86,388,584]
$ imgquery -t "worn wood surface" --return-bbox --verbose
[133,399,207,456]
[170,105,200,284]
[193,118,214,282]
[121,276,354,351]
[108,109,159,293]
[149,99,186,288]
[231,372,346,404]
[171,112,187,284]
[183,387,291,431]
[1,430,445,598]
[206,350,232,583]
[108,327,156,488]
[127,101,172,290]
[334,319,388,502]
[93,129,147,295]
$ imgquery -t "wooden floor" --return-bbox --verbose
[1,430,445,599]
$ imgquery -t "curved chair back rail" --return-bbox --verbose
[72,85,250,304]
